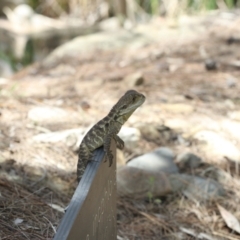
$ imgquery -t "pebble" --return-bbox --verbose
[205,59,217,71]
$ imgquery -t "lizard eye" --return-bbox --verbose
[122,105,127,109]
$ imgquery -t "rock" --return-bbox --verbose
[123,72,144,87]
[183,176,225,201]
[138,124,176,144]
[13,218,23,225]
[176,152,202,169]
[194,130,240,162]
[43,31,154,67]
[28,106,77,123]
[138,124,160,142]
[32,128,85,146]
[80,100,91,111]
[118,127,141,149]
[205,59,217,71]
[168,174,192,192]
[117,166,172,199]
[127,147,178,174]
[202,167,232,185]
[117,167,225,201]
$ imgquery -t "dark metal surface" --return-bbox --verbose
[54,141,116,240]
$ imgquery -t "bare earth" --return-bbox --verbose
[1,12,240,239]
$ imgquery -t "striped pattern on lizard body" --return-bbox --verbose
[77,90,145,182]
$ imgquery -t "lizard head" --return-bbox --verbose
[113,90,145,122]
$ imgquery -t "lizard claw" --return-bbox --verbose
[108,152,113,167]
[115,136,124,150]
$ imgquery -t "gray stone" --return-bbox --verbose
[117,166,172,199]
[201,167,232,185]
[127,147,178,174]
[168,174,192,192]
[176,152,202,169]
[183,176,225,201]
[168,174,225,201]
[205,59,217,71]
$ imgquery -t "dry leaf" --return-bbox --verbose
[217,204,240,234]
[180,227,217,240]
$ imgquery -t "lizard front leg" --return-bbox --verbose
[103,134,114,167]
[103,122,123,167]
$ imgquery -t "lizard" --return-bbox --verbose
[77,89,145,182]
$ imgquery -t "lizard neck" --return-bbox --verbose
[117,110,134,124]
[108,108,134,126]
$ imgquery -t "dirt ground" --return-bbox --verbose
[1,12,240,239]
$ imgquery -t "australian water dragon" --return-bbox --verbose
[77,89,145,182]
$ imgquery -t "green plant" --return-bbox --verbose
[225,0,236,8]
[147,176,155,202]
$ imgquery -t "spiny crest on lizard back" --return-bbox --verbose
[110,90,145,123]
